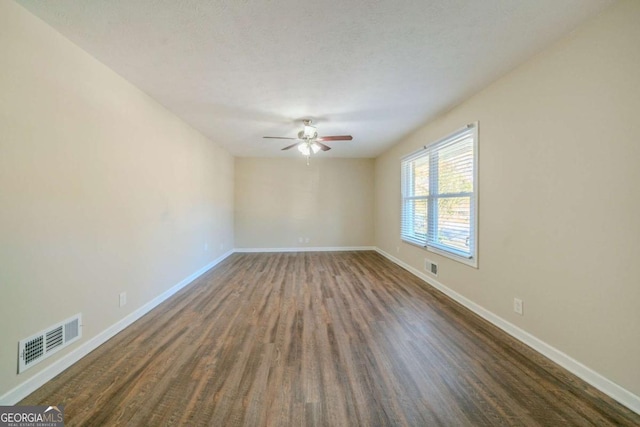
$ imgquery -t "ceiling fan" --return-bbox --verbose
[263,120,353,157]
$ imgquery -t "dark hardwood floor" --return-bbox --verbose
[21,251,640,426]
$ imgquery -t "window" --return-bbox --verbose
[401,123,478,267]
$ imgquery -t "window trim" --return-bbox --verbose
[400,122,478,268]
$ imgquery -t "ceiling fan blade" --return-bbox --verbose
[263,136,298,140]
[281,142,300,151]
[316,135,353,142]
[315,142,331,151]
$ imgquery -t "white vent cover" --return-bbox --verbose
[425,259,438,276]
[18,313,82,373]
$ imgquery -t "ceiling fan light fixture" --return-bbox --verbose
[297,142,321,156]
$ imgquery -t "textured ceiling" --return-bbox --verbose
[16,0,613,158]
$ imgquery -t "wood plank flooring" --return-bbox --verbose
[21,251,640,426]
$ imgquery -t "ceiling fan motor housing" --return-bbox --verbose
[298,129,317,140]
[300,120,317,139]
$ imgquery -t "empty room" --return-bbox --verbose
[1,0,639,425]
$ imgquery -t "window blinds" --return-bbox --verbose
[401,124,477,263]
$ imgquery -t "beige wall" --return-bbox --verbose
[0,1,234,396]
[235,158,374,249]
[375,0,640,397]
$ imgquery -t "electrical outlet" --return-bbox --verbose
[204,243,208,251]
[304,237,310,243]
[219,243,224,250]
[396,246,400,253]
[298,237,303,243]
[514,298,523,315]
[119,292,127,308]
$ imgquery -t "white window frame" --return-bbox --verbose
[401,122,478,268]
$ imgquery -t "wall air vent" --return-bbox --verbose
[23,336,44,366]
[18,313,82,373]
[425,258,438,276]
[45,326,63,352]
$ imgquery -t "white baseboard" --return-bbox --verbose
[234,246,375,253]
[0,249,234,405]
[374,247,640,415]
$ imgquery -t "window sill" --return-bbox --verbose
[401,239,478,268]
[427,245,477,268]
